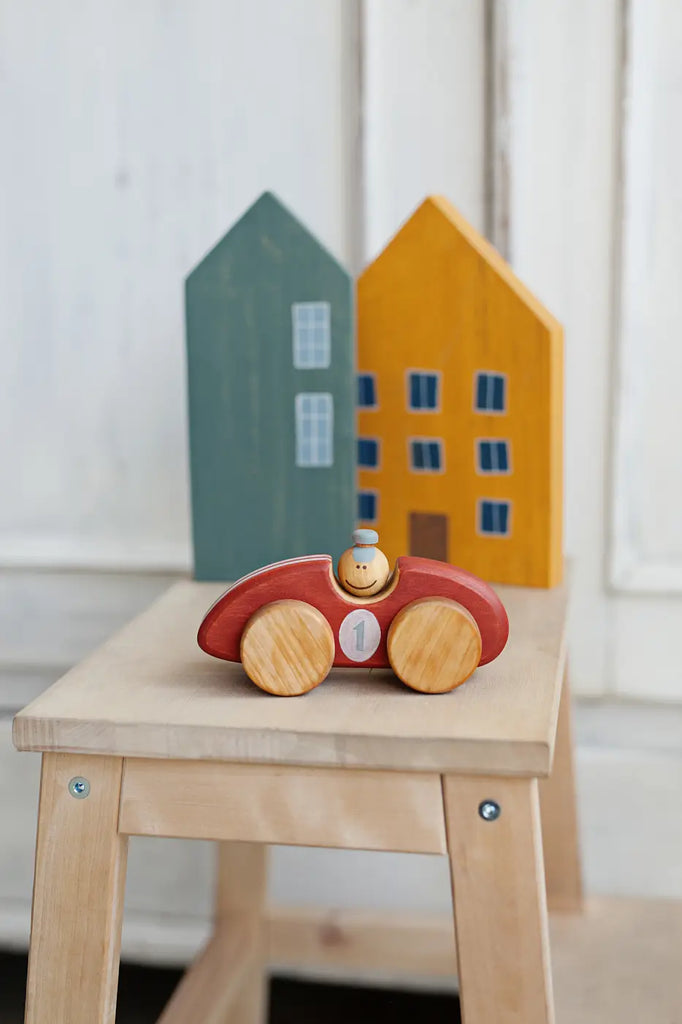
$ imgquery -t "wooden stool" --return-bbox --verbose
[13,578,581,1024]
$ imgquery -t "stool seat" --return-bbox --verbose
[13,578,567,776]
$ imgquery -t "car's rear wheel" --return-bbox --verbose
[240,599,334,696]
[387,597,482,693]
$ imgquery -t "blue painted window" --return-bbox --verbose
[295,393,333,467]
[479,500,511,536]
[292,302,331,369]
[408,371,439,410]
[475,372,506,412]
[477,439,510,474]
[358,490,378,522]
[410,439,443,472]
[357,438,379,468]
[357,373,377,408]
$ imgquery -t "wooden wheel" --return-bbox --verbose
[387,597,482,694]
[240,600,334,696]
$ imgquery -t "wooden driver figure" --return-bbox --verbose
[337,529,391,597]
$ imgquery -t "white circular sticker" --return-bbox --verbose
[339,609,382,662]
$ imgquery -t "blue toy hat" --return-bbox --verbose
[351,528,379,562]
[353,528,378,545]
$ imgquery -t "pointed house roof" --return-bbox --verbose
[187,191,348,287]
[361,195,561,335]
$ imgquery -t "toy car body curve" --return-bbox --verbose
[198,554,509,674]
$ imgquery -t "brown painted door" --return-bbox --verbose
[409,512,448,562]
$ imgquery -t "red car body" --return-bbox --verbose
[199,554,509,671]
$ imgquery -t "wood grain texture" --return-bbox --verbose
[13,578,567,775]
[157,925,257,1024]
[539,666,583,912]
[118,759,447,854]
[387,597,481,693]
[215,842,268,1024]
[240,600,334,696]
[443,774,554,1024]
[267,906,458,978]
[358,195,563,588]
[216,842,268,920]
[266,898,682,1020]
[24,754,127,1024]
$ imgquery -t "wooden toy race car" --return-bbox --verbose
[198,531,509,697]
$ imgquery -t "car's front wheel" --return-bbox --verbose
[240,599,334,696]
[387,597,482,693]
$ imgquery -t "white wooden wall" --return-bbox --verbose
[2,0,682,964]
[4,0,679,700]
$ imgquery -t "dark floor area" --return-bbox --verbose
[0,950,461,1023]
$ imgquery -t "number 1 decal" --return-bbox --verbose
[339,609,381,662]
[353,620,365,652]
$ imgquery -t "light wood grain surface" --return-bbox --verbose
[119,759,446,854]
[13,578,567,775]
[387,596,482,693]
[443,774,554,1023]
[266,898,682,1021]
[215,842,268,1024]
[240,599,335,696]
[267,906,458,979]
[24,754,127,1024]
[156,924,256,1024]
[539,668,583,911]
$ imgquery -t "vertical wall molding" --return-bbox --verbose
[484,0,512,260]
[344,0,367,276]
[608,0,682,594]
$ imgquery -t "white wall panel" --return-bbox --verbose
[611,0,682,591]
[606,0,682,698]
[503,0,621,695]
[363,0,486,259]
[0,0,361,571]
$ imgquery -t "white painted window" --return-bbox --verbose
[292,302,331,368]
[295,393,333,467]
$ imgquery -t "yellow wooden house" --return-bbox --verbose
[357,196,563,588]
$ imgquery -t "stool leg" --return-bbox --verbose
[25,753,128,1024]
[215,842,268,1024]
[443,774,554,1024]
[539,663,583,911]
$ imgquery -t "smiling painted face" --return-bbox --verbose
[337,529,391,597]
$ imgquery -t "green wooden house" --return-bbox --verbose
[186,192,354,580]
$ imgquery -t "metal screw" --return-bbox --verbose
[478,799,501,821]
[68,777,90,799]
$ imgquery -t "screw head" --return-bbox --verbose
[68,776,90,799]
[478,799,501,821]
